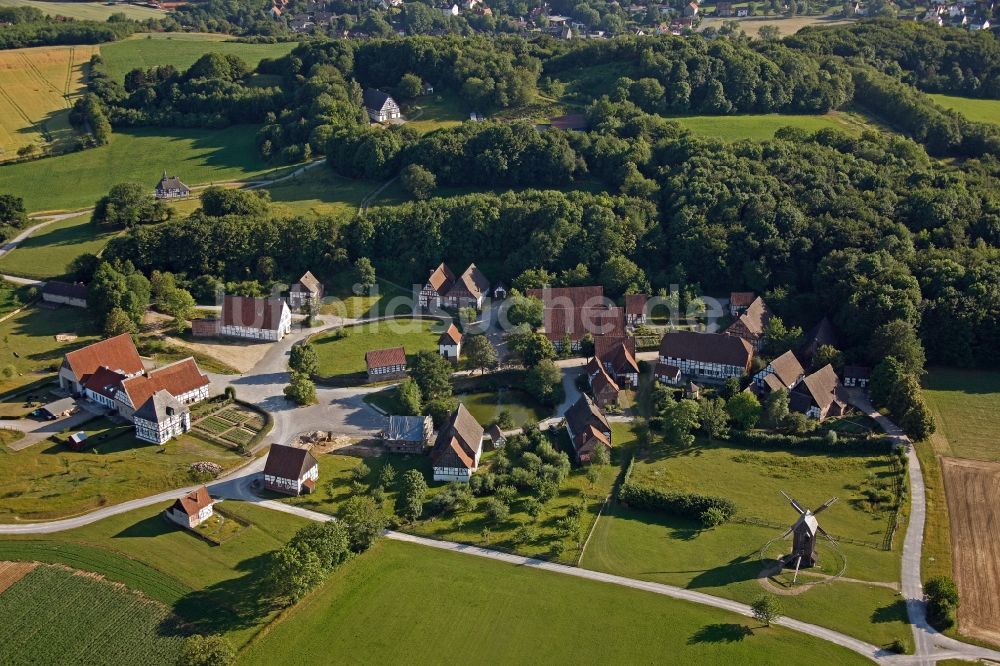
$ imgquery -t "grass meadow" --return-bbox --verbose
[924,368,1000,462]
[670,111,873,141]
[263,167,375,219]
[0,126,277,212]
[401,92,468,133]
[0,304,99,394]
[0,279,30,317]
[0,213,117,279]
[310,319,442,382]
[928,94,1000,126]
[240,539,870,665]
[0,0,165,21]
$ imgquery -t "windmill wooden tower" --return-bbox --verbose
[780,491,837,570]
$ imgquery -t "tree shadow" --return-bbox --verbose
[688,623,754,644]
[113,514,172,539]
[871,599,908,624]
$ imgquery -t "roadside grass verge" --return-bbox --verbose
[0,213,116,280]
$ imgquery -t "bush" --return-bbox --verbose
[925,575,959,629]
[618,482,737,525]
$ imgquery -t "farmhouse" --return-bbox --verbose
[165,486,214,529]
[419,263,456,308]
[843,365,871,389]
[789,364,848,420]
[729,291,756,317]
[263,444,319,495]
[59,333,145,395]
[117,357,211,419]
[527,286,625,350]
[288,271,324,311]
[724,296,771,351]
[419,263,490,310]
[366,346,407,380]
[430,403,484,482]
[155,171,190,199]
[587,357,620,407]
[364,88,401,123]
[220,295,291,341]
[624,293,648,325]
[753,350,805,394]
[594,335,639,387]
[133,389,191,445]
[438,323,463,361]
[564,394,612,463]
[657,330,753,383]
[41,281,87,308]
[383,415,432,454]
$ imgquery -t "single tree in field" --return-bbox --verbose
[397,469,428,522]
[660,399,700,447]
[289,343,319,376]
[178,634,235,666]
[339,495,387,552]
[751,594,782,627]
[465,335,498,374]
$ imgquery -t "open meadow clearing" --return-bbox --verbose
[241,539,869,665]
[264,167,376,219]
[0,304,99,394]
[0,126,276,212]
[0,213,117,279]
[940,457,1000,648]
[924,369,1000,462]
[310,319,442,383]
[927,94,1000,126]
[699,15,854,38]
[0,564,184,665]
[671,111,873,141]
[0,44,97,161]
[0,0,165,20]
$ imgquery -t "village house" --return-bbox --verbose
[263,444,319,495]
[657,330,753,383]
[736,7,749,16]
[716,1,734,15]
[594,335,640,387]
[154,171,191,199]
[59,333,145,395]
[419,263,456,309]
[685,381,701,400]
[419,262,490,310]
[790,364,848,420]
[220,295,291,341]
[288,271,324,311]
[165,486,214,529]
[526,286,625,351]
[486,423,506,449]
[383,415,433,454]
[728,291,756,317]
[654,361,682,385]
[133,390,191,444]
[843,365,871,389]
[753,349,806,394]
[430,403,484,482]
[586,357,621,407]
[438,323,463,361]
[115,357,211,420]
[624,293,648,325]
[364,88,402,123]
[41,281,87,308]
[441,2,460,15]
[366,346,407,380]
[564,394,612,464]
[724,296,771,351]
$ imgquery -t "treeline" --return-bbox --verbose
[0,8,136,49]
[788,19,1000,99]
[543,36,855,113]
[69,94,111,145]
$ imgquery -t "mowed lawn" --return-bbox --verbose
[0,44,97,160]
[0,417,243,521]
[0,304,99,394]
[0,213,117,279]
[0,126,276,212]
[264,167,375,219]
[924,368,1000,462]
[0,501,310,648]
[0,0,165,21]
[99,33,297,84]
[241,539,870,665]
[671,111,872,141]
[311,319,442,381]
[401,92,468,134]
[928,94,1000,126]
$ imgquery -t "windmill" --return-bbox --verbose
[780,491,837,574]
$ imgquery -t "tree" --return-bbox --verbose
[751,594,782,626]
[763,316,803,356]
[925,576,959,629]
[161,287,195,324]
[284,372,317,405]
[178,634,235,666]
[901,400,936,440]
[411,351,453,400]
[589,438,610,466]
[758,24,781,40]
[660,399,700,447]
[870,357,908,410]
[726,392,762,430]
[400,164,436,200]
[784,411,816,435]
[505,293,544,328]
[397,469,428,522]
[525,358,564,406]
[871,319,926,376]
[699,398,730,440]
[354,256,376,289]
[485,497,510,523]
[465,335,497,374]
[396,377,423,414]
[103,307,137,336]
[289,343,319,376]
[812,345,844,372]
[512,331,556,367]
[396,72,423,99]
[764,389,790,427]
[378,463,397,488]
[91,182,167,229]
[0,193,27,242]
[200,187,269,217]
[339,495,387,552]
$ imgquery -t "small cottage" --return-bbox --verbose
[729,291,756,317]
[486,423,506,449]
[430,403,484,482]
[438,323,462,361]
[288,271,324,311]
[133,390,191,444]
[724,296,771,351]
[789,364,848,421]
[366,346,407,381]
[564,394,612,464]
[220,295,291,341]
[41,281,87,308]
[263,444,319,495]
[753,350,805,394]
[624,293,648,326]
[155,171,191,199]
[166,486,215,529]
[364,88,401,123]
[383,415,432,454]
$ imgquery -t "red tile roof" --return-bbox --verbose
[527,286,623,341]
[222,295,287,331]
[170,486,213,517]
[625,293,648,316]
[425,263,456,294]
[83,366,126,400]
[727,297,771,337]
[121,358,208,409]
[729,291,756,308]
[659,331,753,369]
[595,336,639,375]
[438,323,462,346]
[366,346,406,370]
[63,334,144,384]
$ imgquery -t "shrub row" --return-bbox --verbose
[728,430,894,455]
[618,481,737,527]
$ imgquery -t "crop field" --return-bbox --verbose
[0,564,184,665]
[0,304,99,394]
[0,44,97,161]
[0,0,165,21]
[940,457,1000,648]
[0,126,277,212]
[924,369,1000,462]
[100,33,298,84]
[241,539,869,665]
[0,213,117,279]
[928,94,1000,126]
[0,417,242,521]
[311,319,442,382]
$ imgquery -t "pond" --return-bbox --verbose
[456,389,550,427]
